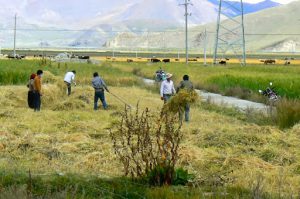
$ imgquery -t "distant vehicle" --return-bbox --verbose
[7,54,25,59]
[78,55,90,60]
[259,82,279,102]
[155,68,166,82]
[55,52,71,60]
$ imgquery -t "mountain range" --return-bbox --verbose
[0,0,298,51]
[104,0,300,53]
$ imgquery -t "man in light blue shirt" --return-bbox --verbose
[92,72,109,110]
[160,73,176,103]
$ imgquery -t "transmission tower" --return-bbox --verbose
[213,0,246,66]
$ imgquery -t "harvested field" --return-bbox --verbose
[0,60,299,198]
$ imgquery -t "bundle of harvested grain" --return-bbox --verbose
[164,89,199,113]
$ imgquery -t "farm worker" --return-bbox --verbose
[176,75,194,122]
[92,72,109,110]
[160,73,176,103]
[33,70,43,112]
[27,73,36,109]
[64,70,76,95]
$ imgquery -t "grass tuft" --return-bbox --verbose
[276,98,300,129]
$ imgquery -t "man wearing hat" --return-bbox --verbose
[160,73,176,103]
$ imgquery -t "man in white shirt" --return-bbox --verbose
[160,73,176,103]
[64,70,76,96]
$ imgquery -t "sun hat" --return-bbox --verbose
[166,73,173,78]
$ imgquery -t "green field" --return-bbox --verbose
[2,59,299,100]
[112,61,300,100]
[0,59,300,198]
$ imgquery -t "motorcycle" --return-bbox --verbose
[155,68,166,82]
[259,82,279,101]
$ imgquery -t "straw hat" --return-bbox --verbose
[166,73,173,78]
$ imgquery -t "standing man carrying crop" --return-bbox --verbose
[92,72,109,110]
[177,74,194,122]
[33,70,43,112]
[64,70,76,96]
[160,73,176,103]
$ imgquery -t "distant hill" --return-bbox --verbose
[105,1,300,53]
[0,0,295,50]
[70,0,286,48]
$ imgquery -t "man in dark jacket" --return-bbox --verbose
[92,72,109,110]
[177,74,194,122]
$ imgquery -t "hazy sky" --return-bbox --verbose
[239,0,297,3]
[0,0,298,27]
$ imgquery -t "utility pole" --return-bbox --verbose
[204,28,207,66]
[0,39,2,55]
[180,0,193,64]
[13,14,17,57]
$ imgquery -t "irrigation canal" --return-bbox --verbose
[142,78,270,113]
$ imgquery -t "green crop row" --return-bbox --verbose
[112,62,300,99]
[0,60,140,87]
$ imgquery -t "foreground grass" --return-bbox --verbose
[0,60,300,197]
[0,171,281,198]
[0,81,300,198]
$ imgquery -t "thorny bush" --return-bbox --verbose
[110,105,183,186]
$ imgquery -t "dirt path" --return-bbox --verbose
[142,78,269,113]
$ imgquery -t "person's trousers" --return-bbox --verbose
[28,91,35,109]
[94,91,107,110]
[163,94,172,104]
[65,81,71,95]
[33,92,41,111]
[179,104,190,122]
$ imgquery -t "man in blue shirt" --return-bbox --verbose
[92,72,109,110]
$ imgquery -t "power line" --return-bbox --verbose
[1,28,299,35]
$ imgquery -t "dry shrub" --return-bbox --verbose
[110,105,182,185]
[163,89,199,113]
